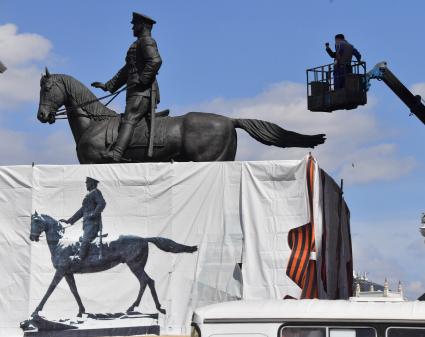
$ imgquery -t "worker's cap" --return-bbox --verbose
[85,177,99,185]
[131,12,156,25]
[335,33,345,40]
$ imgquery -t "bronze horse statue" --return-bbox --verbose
[37,69,326,163]
[29,212,197,317]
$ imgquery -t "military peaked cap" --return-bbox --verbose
[131,12,156,25]
[86,177,99,184]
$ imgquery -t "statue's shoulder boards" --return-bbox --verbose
[129,41,138,49]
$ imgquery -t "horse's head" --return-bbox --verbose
[30,211,63,243]
[30,211,46,242]
[37,68,66,124]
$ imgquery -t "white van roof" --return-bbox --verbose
[193,300,425,324]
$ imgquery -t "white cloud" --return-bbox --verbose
[338,144,415,184]
[36,130,77,165]
[0,127,76,166]
[0,24,52,109]
[351,217,425,300]
[407,280,424,296]
[0,24,51,67]
[183,81,415,185]
[0,66,43,106]
[0,128,32,165]
[0,23,77,165]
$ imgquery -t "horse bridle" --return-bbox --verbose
[30,218,70,239]
[41,77,130,121]
[30,218,45,238]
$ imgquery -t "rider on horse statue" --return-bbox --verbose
[91,12,162,162]
[61,177,106,264]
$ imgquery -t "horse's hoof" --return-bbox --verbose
[158,307,166,315]
[127,307,135,313]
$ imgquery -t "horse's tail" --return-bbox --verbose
[146,237,197,254]
[232,118,326,148]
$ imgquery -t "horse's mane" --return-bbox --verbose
[40,214,65,242]
[56,74,118,121]
[41,214,59,225]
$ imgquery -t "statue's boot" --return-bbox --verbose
[70,241,90,265]
[101,122,134,162]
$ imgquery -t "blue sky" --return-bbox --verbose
[1,0,424,298]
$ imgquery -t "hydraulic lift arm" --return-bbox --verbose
[366,61,425,125]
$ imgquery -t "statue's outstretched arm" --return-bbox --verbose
[68,208,83,225]
[105,65,129,93]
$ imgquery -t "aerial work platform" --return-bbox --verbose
[307,61,425,126]
[307,61,367,112]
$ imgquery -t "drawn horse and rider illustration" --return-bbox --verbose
[29,177,197,318]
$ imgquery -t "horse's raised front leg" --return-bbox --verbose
[32,270,64,316]
[65,273,86,317]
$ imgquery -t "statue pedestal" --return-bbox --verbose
[22,312,159,337]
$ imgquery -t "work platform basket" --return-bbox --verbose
[306,61,367,112]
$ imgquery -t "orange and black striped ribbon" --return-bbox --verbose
[285,157,318,299]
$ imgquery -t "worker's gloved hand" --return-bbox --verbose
[325,42,330,48]
[91,82,108,92]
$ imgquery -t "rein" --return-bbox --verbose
[53,85,131,120]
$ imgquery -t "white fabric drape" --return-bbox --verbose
[0,157,351,336]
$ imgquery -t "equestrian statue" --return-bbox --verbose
[36,12,326,164]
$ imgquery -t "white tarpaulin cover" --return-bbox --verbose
[0,156,352,336]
